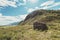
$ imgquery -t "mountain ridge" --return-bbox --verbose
[19,9,60,25]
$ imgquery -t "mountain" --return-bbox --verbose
[20,10,60,25]
[0,9,60,40]
[8,22,19,26]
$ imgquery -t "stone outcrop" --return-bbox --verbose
[33,22,48,31]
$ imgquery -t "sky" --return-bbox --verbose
[0,0,60,25]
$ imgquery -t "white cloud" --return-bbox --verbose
[0,0,17,8]
[27,7,40,13]
[40,0,54,7]
[13,0,19,2]
[19,14,28,20]
[18,0,27,6]
[0,13,2,16]
[40,0,60,9]
[0,0,27,8]
[28,8,35,13]
[0,13,27,25]
[40,2,60,9]
[28,0,38,3]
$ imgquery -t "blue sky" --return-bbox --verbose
[0,0,60,25]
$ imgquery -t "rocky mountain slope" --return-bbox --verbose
[20,10,60,25]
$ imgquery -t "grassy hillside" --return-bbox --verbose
[0,10,60,40]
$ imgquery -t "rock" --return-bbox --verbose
[33,22,48,31]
